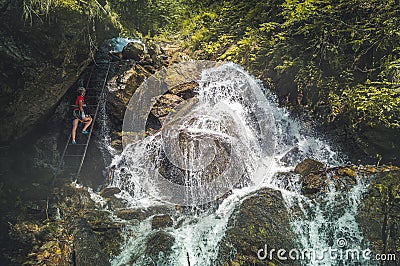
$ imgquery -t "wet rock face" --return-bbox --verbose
[105,57,194,150]
[294,158,325,176]
[149,81,199,128]
[301,173,324,195]
[151,94,184,120]
[99,187,121,198]
[151,214,173,229]
[6,183,125,265]
[288,159,400,262]
[300,166,358,197]
[282,158,359,198]
[105,41,174,123]
[218,188,299,265]
[144,231,175,263]
[357,168,400,262]
[107,62,150,119]
[0,2,117,143]
[70,217,110,266]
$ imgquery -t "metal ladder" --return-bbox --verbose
[53,61,112,184]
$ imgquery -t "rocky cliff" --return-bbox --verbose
[0,0,118,143]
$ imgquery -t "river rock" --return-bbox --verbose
[301,173,324,195]
[100,187,121,198]
[218,188,299,265]
[115,209,148,221]
[53,184,97,214]
[122,42,145,61]
[294,158,325,176]
[106,195,130,210]
[144,231,175,263]
[151,214,173,229]
[337,167,357,177]
[69,217,110,266]
[300,166,358,198]
[115,205,174,221]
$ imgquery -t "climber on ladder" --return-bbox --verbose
[71,87,92,144]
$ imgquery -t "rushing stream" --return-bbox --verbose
[99,60,368,265]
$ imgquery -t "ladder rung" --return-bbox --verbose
[86,90,102,94]
[53,61,111,183]
[94,61,109,64]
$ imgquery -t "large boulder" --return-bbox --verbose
[105,61,152,150]
[122,41,145,61]
[70,217,110,266]
[125,231,175,265]
[284,159,358,198]
[294,158,325,176]
[104,52,190,150]
[6,182,125,265]
[107,62,151,119]
[218,188,299,265]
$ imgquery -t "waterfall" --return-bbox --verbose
[97,94,115,168]
[101,61,366,266]
[280,178,369,265]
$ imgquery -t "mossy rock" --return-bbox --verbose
[294,158,325,176]
[145,231,175,260]
[357,169,400,263]
[218,188,300,265]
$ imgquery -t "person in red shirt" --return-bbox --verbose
[71,87,92,144]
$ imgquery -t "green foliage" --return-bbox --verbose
[180,11,218,52]
[174,0,400,130]
[22,0,400,131]
[22,0,105,21]
[108,0,189,36]
[331,82,400,128]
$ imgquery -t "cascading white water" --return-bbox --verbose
[101,61,367,266]
[280,178,369,265]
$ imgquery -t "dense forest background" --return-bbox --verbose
[19,0,400,163]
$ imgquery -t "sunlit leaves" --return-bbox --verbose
[333,83,400,128]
